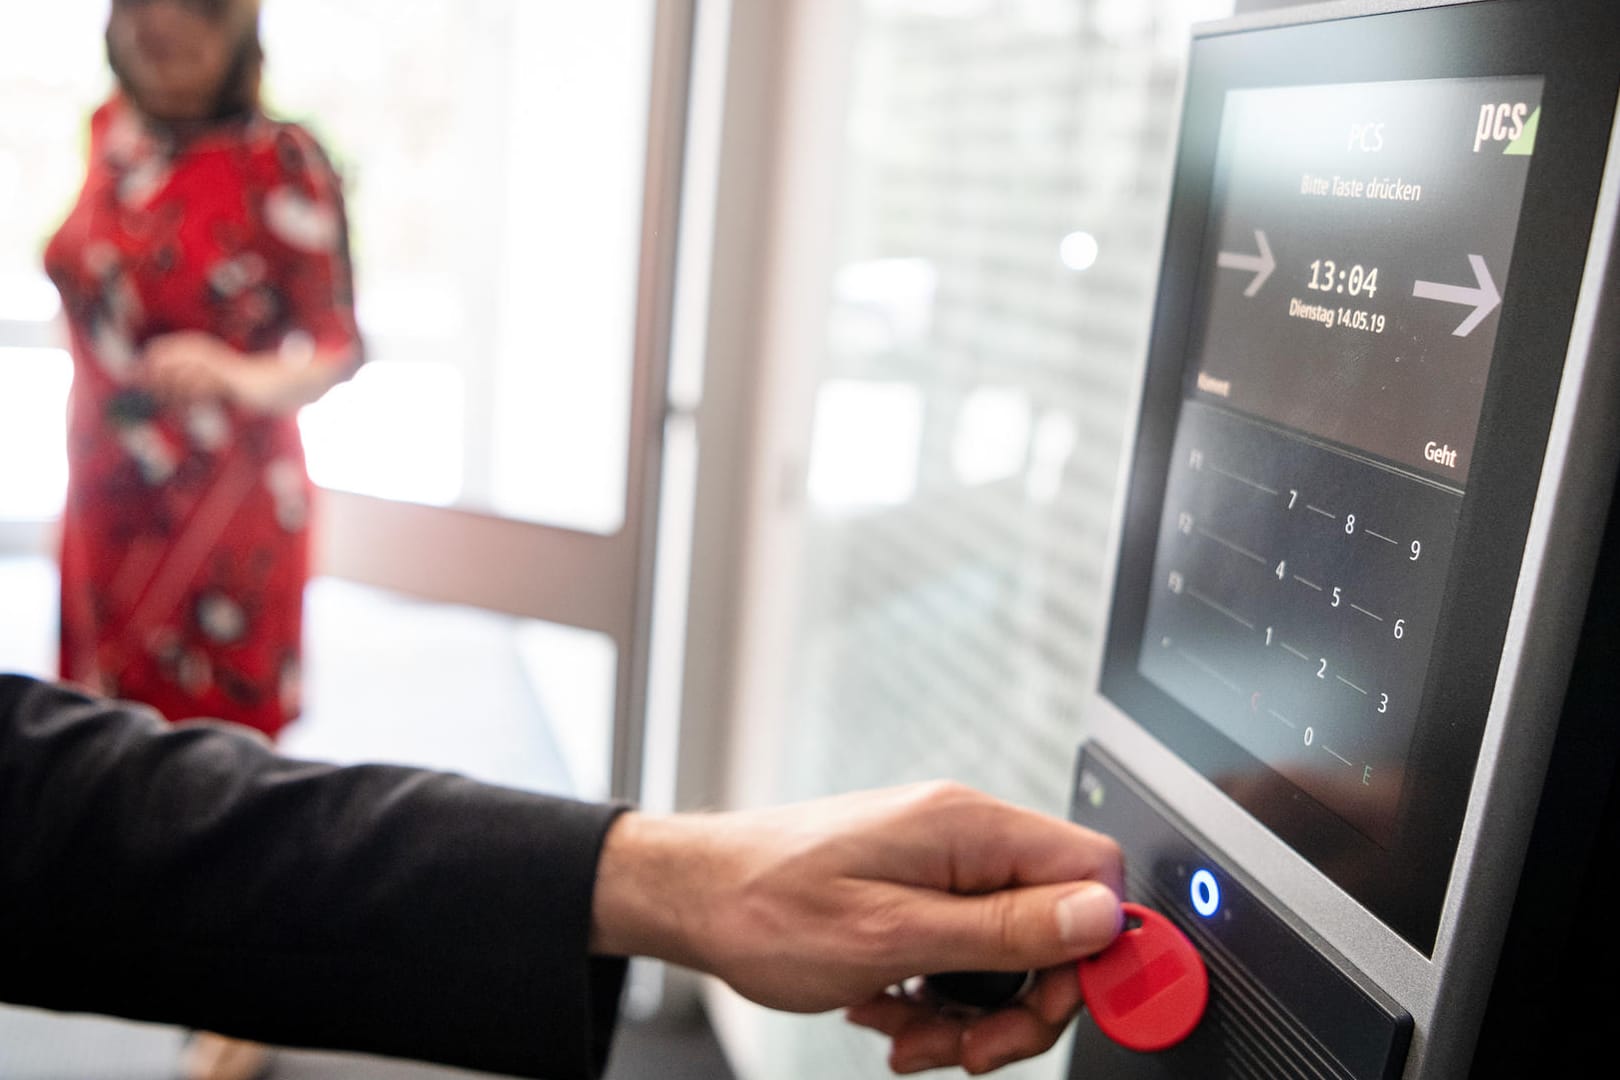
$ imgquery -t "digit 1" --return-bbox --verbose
[1264,626,1274,646]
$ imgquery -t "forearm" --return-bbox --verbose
[142,331,360,416]
[0,676,624,1079]
[227,338,359,415]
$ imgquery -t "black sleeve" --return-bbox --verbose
[0,674,628,1079]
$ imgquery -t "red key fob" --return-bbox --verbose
[1077,902,1208,1052]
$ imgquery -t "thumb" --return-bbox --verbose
[896,880,1123,975]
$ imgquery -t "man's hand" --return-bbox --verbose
[590,782,1124,1075]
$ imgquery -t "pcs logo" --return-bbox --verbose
[1474,102,1539,154]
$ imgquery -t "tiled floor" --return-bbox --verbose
[0,557,736,1079]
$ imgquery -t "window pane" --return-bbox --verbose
[0,349,71,520]
[0,0,107,322]
[263,1,656,532]
[300,362,465,505]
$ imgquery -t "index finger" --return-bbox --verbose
[929,789,1125,896]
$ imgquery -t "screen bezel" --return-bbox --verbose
[1099,0,1620,954]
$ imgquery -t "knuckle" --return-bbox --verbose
[1094,834,1124,873]
[910,778,979,816]
[986,890,1026,960]
[851,896,911,967]
[1088,833,1126,888]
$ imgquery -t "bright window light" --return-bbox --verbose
[300,362,464,506]
[0,348,71,520]
[0,273,62,322]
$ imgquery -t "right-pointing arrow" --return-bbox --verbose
[1216,229,1275,297]
[1411,254,1501,337]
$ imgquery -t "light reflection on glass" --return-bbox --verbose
[952,386,1032,486]
[1026,410,1079,504]
[829,257,939,357]
[807,379,925,512]
[1060,230,1101,272]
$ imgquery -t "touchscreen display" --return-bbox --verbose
[1138,76,1543,846]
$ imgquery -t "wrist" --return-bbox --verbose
[590,811,719,968]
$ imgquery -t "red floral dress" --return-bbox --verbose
[44,96,361,739]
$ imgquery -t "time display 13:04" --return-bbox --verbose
[1307,260,1380,297]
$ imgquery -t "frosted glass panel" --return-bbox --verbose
[740,2,1234,1078]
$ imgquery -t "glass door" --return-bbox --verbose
[284,0,693,801]
[0,0,695,802]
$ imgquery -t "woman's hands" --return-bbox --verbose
[143,331,353,416]
[143,330,240,405]
[590,782,1124,1075]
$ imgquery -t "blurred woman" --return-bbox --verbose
[45,0,360,739]
[43,1,362,1075]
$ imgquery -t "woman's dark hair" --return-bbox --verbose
[106,0,264,122]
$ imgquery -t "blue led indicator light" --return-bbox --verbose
[1190,868,1220,917]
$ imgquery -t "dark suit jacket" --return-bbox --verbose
[0,674,627,1078]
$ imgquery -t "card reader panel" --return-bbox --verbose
[1068,745,1411,1080]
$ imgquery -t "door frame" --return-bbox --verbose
[316,0,696,803]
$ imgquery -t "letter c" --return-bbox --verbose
[1494,103,1513,141]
